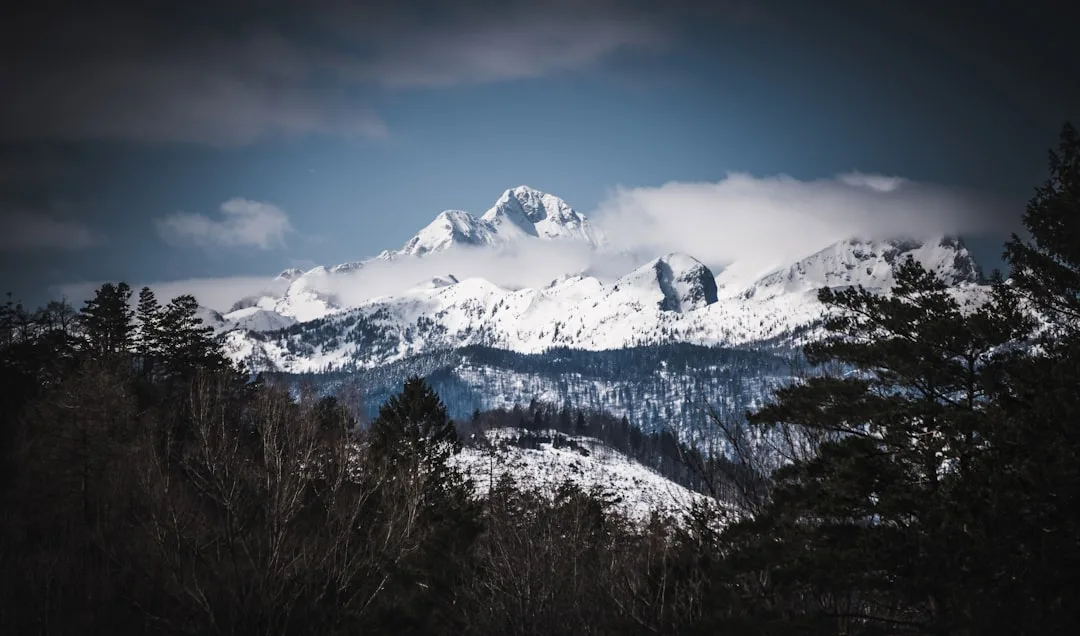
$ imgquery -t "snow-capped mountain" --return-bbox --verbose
[221,186,601,324]
[480,186,602,246]
[218,236,984,375]
[382,185,602,259]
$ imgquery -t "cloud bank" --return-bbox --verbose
[592,172,1017,274]
[157,198,294,249]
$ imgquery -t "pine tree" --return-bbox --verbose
[983,121,1080,632]
[135,287,162,379]
[79,282,134,359]
[156,294,226,379]
[369,375,461,472]
[364,377,478,633]
[726,256,1032,633]
[1004,122,1080,333]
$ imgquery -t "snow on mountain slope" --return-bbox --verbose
[453,428,711,521]
[479,186,603,247]
[250,186,600,322]
[616,253,718,313]
[196,305,227,332]
[223,307,297,332]
[222,236,988,373]
[274,266,343,322]
[385,185,600,259]
[399,210,500,256]
[742,236,981,300]
[276,268,304,281]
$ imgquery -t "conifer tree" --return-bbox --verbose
[728,257,1032,633]
[156,294,226,378]
[1004,122,1080,332]
[365,377,478,633]
[369,375,461,473]
[135,286,162,378]
[79,282,135,359]
[982,121,1080,632]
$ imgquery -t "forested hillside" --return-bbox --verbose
[285,343,799,439]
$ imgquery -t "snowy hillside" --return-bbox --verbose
[742,237,981,300]
[454,428,712,521]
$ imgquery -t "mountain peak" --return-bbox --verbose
[482,186,601,246]
[275,267,304,281]
[399,209,496,257]
[619,252,718,313]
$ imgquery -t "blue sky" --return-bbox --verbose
[1,0,1076,306]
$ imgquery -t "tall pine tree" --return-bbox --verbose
[79,282,134,360]
[1004,122,1080,333]
[365,377,478,634]
[982,122,1080,633]
[135,286,162,379]
[720,257,1032,634]
[156,294,227,379]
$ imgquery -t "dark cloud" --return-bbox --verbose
[0,0,727,145]
[1,0,1074,147]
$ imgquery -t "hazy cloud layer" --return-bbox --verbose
[157,198,293,249]
[0,210,100,252]
[53,276,287,314]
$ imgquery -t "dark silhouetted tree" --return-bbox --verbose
[79,282,134,359]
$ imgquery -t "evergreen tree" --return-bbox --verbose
[365,377,478,633]
[369,375,461,472]
[135,286,162,378]
[984,121,1080,632]
[79,282,134,359]
[724,257,1032,633]
[1004,122,1080,332]
[156,294,227,378]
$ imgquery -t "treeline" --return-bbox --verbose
[1,124,1079,634]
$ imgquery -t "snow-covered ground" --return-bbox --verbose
[453,428,714,522]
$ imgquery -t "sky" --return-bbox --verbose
[1,0,1077,308]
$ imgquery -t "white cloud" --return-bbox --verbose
[0,209,100,251]
[836,172,908,193]
[157,198,293,249]
[591,172,1016,274]
[327,241,628,309]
